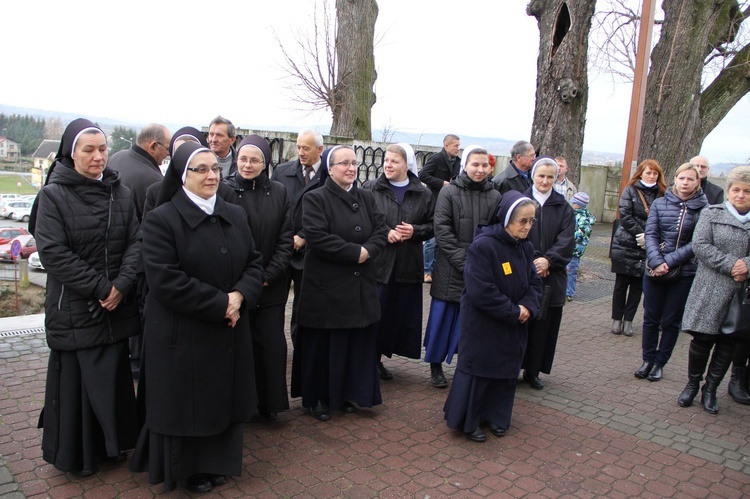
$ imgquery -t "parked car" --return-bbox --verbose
[0,227,30,245]
[1,201,33,220]
[0,235,37,261]
[10,204,32,222]
[0,194,22,201]
[28,251,45,271]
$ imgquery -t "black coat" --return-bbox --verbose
[492,161,532,194]
[645,189,708,278]
[223,171,293,307]
[363,172,433,284]
[610,183,660,276]
[297,178,388,329]
[701,178,724,205]
[458,224,543,379]
[431,173,502,302]
[272,159,326,269]
[106,146,163,222]
[141,190,264,436]
[34,164,141,351]
[524,188,575,308]
[418,149,460,198]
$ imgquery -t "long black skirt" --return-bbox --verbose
[249,304,290,413]
[376,282,423,359]
[443,369,517,433]
[129,422,243,492]
[522,305,564,375]
[39,340,138,474]
[291,325,381,411]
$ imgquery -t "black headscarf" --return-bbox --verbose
[155,141,211,208]
[236,135,272,172]
[29,118,105,235]
[169,126,208,157]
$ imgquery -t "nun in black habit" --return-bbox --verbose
[130,142,264,493]
[31,118,141,474]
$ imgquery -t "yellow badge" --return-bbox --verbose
[502,262,512,275]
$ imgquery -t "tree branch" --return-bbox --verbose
[699,40,750,140]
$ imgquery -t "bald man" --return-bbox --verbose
[690,155,724,205]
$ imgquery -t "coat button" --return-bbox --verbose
[352,203,359,210]
[210,217,217,223]
[354,271,360,277]
[354,226,362,232]
[226,346,233,353]
[221,247,228,254]
[224,281,231,288]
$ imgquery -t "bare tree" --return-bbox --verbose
[275,0,378,140]
[528,0,598,185]
[43,117,64,140]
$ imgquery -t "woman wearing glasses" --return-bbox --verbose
[521,156,575,390]
[291,145,388,421]
[444,191,542,442]
[131,142,264,493]
[224,135,293,421]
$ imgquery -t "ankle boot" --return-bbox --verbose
[430,363,448,388]
[678,340,711,407]
[622,321,634,337]
[611,320,622,335]
[701,343,734,415]
[728,365,750,405]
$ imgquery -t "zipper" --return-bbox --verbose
[58,284,65,309]
[105,189,114,341]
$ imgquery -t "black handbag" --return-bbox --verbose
[719,282,750,336]
[645,261,681,282]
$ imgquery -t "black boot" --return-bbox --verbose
[678,340,711,407]
[728,365,750,405]
[701,343,734,415]
[430,363,448,388]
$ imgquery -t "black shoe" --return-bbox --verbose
[678,381,700,407]
[464,427,486,442]
[430,363,448,388]
[728,366,750,405]
[185,474,213,493]
[378,362,393,380]
[205,474,227,487]
[634,361,653,379]
[647,364,663,381]
[310,401,331,421]
[258,408,278,421]
[524,372,544,390]
[488,423,507,437]
[341,401,357,414]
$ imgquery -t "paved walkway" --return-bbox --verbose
[1,224,749,497]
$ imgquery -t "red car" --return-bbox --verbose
[0,227,30,245]
[0,235,37,261]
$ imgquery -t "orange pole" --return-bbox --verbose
[619,0,657,195]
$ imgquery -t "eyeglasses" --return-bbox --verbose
[156,142,169,151]
[186,165,221,175]
[240,158,264,166]
[694,164,709,170]
[330,160,359,168]
[523,152,537,158]
[513,217,537,226]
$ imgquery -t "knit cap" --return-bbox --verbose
[571,192,590,208]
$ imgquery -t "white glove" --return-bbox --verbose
[635,233,646,249]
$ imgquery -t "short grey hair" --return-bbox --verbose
[443,134,460,145]
[298,129,324,148]
[136,124,167,147]
[727,165,750,189]
[210,116,236,138]
[510,140,533,159]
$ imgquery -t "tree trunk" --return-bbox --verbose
[330,0,378,140]
[639,0,750,178]
[528,0,597,185]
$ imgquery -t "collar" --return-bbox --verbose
[182,186,216,214]
[172,188,233,229]
[132,144,160,168]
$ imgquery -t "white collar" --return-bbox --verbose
[182,186,216,215]
[532,186,553,206]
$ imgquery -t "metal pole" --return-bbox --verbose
[619,0,657,195]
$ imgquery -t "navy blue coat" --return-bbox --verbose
[457,224,543,379]
[645,188,708,278]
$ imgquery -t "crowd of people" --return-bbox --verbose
[28,118,750,492]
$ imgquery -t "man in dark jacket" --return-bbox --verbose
[209,115,237,179]
[690,155,724,205]
[493,140,536,194]
[271,129,325,344]
[418,134,460,283]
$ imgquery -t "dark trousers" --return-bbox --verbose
[611,273,643,321]
[733,338,750,366]
[641,275,693,367]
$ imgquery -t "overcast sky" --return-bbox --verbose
[4,0,749,164]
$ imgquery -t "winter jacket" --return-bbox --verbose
[223,171,293,307]
[572,207,596,258]
[297,178,388,329]
[524,188,575,308]
[457,222,543,379]
[418,148,460,199]
[106,145,163,222]
[363,172,433,284]
[141,189,264,436]
[645,189,708,278]
[610,183,660,276]
[431,173,502,302]
[492,161,532,194]
[34,164,141,351]
[682,205,750,335]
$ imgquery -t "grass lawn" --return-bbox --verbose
[0,175,38,195]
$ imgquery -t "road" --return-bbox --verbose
[0,217,46,288]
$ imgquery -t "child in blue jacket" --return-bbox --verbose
[566,192,596,300]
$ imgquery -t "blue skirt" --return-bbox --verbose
[443,369,517,433]
[423,299,460,364]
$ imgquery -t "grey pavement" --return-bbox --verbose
[1,223,749,497]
